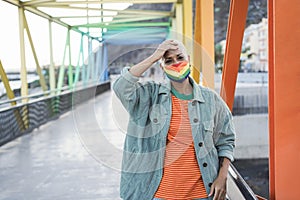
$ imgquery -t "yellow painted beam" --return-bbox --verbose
[25,0,178,6]
[53,14,151,19]
[49,20,56,95]
[35,5,172,16]
[182,0,193,44]
[170,3,183,42]
[182,0,193,82]
[18,7,29,129]
[0,61,27,131]
[23,12,48,92]
[18,7,28,104]
[193,0,215,88]
[0,61,16,106]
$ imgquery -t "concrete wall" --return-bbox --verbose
[233,114,269,159]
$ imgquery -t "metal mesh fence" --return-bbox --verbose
[0,82,110,146]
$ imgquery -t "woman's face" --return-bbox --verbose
[161,44,191,83]
[161,48,189,67]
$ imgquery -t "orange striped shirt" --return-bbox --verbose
[154,94,207,199]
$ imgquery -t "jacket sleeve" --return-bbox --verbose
[112,67,157,118]
[212,92,236,162]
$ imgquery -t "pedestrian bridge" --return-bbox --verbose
[1,0,300,199]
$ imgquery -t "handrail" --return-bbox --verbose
[0,81,108,112]
[227,163,258,200]
[0,86,69,105]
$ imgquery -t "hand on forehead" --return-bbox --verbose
[163,40,188,58]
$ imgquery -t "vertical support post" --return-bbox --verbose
[100,42,108,82]
[220,0,249,110]
[95,43,101,83]
[86,37,91,83]
[23,12,48,92]
[182,0,193,71]
[268,1,275,199]
[18,7,29,129]
[193,0,215,88]
[57,30,69,94]
[182,0,193,45]
[74,34,84,87]
[82,36,87,86]
[89,39,95,82]
[268,0,300,199]
[49,20,56,95]
[171,3,183,42]
[18,7,28,103]
[98,43,104,82]
[67,29,73,87]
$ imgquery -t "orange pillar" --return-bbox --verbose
[193,0,215,89]
[268,1,275,199]
[220,0,249,110]
[268,0,300,199]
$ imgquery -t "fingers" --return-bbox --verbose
[209,183,226,200]
[208,183,214,197]
[151,40,180,62]
[159,40,178,50]
[213,189,226,200]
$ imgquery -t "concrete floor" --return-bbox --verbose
[0,91,122,200]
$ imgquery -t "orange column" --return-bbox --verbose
[268,0,300,199]
[193,0,215,89]
[268,0,275,199]
[220,0,249,110]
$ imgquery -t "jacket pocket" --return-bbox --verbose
[202,120,216,150]
[149,105,168,136]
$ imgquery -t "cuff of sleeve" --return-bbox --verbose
[218,150,234,162]
[121,67,139,83]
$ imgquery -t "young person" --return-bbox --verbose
[113,40,235,200]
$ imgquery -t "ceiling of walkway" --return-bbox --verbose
[8,0,177,41]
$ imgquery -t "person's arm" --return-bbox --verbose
[113,40,178,115]
[208,157,230,200]
[208,92,236,200]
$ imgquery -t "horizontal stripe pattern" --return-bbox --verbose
[155,95,207,199]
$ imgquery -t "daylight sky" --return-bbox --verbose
[0,1,131,72]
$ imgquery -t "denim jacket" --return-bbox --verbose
[113,67,236,200]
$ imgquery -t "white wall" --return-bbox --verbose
[233,114,269,159]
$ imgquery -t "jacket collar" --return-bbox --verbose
[158,76,205,103]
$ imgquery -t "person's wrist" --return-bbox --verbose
[217,170,228,180]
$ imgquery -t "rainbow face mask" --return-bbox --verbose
[163,61,190,82]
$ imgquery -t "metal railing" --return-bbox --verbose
[227,163,260,200]
[0,81,110,146]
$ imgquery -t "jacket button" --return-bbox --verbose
[153,118,158,123]
[208,182,213,187]
[192,101,196,106]
[198,142,203,147]
[203,162,208,167]
[193,118,198,123]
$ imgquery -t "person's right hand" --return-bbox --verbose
[150,40,179,63]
